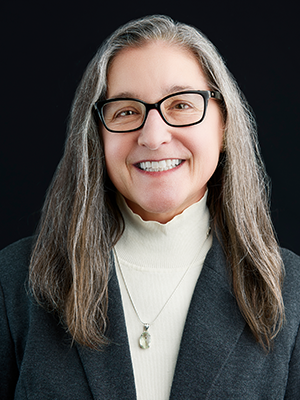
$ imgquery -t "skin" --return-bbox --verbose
[102,41,224,223]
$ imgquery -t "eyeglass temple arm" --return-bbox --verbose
[210,91,223,101]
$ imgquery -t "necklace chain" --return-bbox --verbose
[113,226,211,348]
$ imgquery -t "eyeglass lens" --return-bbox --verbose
[101,92,205,132]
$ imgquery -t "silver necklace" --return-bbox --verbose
[113,226,211,349]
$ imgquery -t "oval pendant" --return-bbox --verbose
[139,331,151,349]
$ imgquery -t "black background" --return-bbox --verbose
[1,1,299,254]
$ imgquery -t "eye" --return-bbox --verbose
[168,100,194,112]
[114,108,139,119]
[173,102,191,110]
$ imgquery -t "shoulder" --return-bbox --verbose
[0,237,34,329]
[0,236,34,266]
[0,237,34,289]
[281,247,300,291]
[280,248,300,328]
[281,247,300,265]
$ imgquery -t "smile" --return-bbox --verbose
[137,159,183,172]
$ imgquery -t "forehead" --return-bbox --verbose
[106,41,209,101]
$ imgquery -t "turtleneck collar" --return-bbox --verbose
[115,191,211,269]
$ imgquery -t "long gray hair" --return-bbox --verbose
[30,15,284,350]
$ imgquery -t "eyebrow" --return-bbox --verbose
[107,85,197,101]
[164,84,195,95]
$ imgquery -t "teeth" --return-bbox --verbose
[138,159,182,172]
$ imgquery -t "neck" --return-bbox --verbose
[115,191,211,269]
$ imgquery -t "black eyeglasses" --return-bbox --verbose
[93,90,223,133]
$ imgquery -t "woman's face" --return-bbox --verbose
[102,41,224,223]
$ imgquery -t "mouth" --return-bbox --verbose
[136,159,183,172]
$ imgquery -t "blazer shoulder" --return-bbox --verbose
[0,237,34,315]
[281,247,300,322]
[0,237,34,285]
[281,246,300,262]
[281,247,300,283]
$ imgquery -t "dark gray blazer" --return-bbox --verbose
[1,236,300,399]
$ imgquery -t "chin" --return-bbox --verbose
[128,195,192,223]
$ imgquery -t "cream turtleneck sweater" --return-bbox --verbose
[114,192,212,400]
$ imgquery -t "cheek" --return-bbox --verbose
[102,130,132,181]
[102,128,121,160]
[102,130,118,181]
[188,126,223,162]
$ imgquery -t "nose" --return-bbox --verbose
[137,109,172,150]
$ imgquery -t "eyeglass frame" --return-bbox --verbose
[93,90,224,133]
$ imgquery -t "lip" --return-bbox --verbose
[134,158,184,173]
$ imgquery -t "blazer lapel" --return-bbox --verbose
[170,236,246,399]
[75,236,246,399]
[76,261,136,400]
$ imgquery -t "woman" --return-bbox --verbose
[1,15,299,399]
